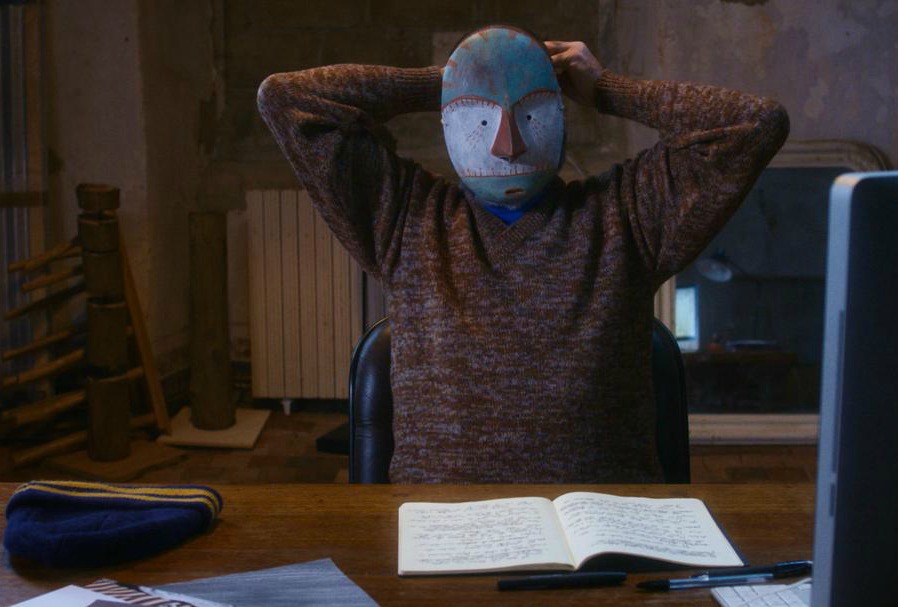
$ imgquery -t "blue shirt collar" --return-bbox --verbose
[480,190,547,225]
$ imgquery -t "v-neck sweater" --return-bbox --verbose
[258,64,789,483]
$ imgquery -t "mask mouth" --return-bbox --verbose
[504,187,526,197]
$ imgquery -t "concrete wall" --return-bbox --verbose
[44,0,150,343]
[601,0,897,166]
[137,0,220,370]
[44,0,219,374]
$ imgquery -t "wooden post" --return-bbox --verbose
[0,180,178,469]
[76,183,120,213]
[87,373,131,461]
[87,301,129,371]
[79,185,132,460]
[78,216,119,252]
[82,251,124,299]
[188,212,234,430]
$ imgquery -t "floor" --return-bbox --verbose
[1,402,818,485]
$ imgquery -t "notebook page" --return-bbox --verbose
[553,492,743,568]
[398,497,573,575]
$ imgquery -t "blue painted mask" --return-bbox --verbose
[441,26,564,208]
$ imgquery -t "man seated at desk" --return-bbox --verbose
[257,25,789,483]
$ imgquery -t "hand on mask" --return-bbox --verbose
[545,41,605,107]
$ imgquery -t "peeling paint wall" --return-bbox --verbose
[44,0,150,336]
[599,0,897,165]
[138,0,220,372]
[44,0,217,374]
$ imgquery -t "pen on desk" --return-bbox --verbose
[692,560,812,579]
[638,561,812,592]
[497,571,626,591]
[638,572,774,591]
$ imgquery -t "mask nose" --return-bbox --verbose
[490,108,527,162]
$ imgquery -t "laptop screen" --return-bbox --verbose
[812,171,898,607]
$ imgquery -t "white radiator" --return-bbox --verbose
[247,189,364,400]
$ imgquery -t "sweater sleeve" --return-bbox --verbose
[594,70,790,287]
[256,64,443,279]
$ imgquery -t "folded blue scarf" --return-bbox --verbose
[3,480,223,567]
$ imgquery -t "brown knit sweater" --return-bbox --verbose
[257,64,789,483]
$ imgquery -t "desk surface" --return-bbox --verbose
[0,483,814,606]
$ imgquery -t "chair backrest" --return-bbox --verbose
[349,317,690,483]
[348,317,394,483]
[649,319,691,483]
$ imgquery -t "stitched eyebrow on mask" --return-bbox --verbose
[441,95,501,111]
[443,90,558,112]
[513,88,560,108]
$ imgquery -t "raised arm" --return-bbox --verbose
[256,64,442,277]
[548,41,790,285]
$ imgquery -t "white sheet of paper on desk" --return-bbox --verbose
[712,580,812,607]
[158,558,377,607]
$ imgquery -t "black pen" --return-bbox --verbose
[638,572,774,591]
[638,561,812,592]
[497,571,627,591]
[692,560,812,579]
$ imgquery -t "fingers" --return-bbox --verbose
[544,40,574,64]
[544,41,587,56]
[542,41,603,107]
[550,52,573,73]
[543,40,569,53]
[546,44,576,72]
[544,41,593,73]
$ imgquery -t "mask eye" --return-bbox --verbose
[442,97,502,152]
[514,91,562,135]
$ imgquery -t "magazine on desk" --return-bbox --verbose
[398,491,744,576]
[9,578,231,607]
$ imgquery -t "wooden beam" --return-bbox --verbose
[1,348,84,390]
[12,431,87,468]
[0,390,86,430]
[1,327,78,361]
[7,239,77,273]
[21,264,83,293]
[118,225,170,434]
[2,282,85,321]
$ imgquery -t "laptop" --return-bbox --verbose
[812,171,898,607]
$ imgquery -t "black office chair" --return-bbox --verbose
[348,317,691,483]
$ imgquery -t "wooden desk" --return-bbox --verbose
[0,483,814,606]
